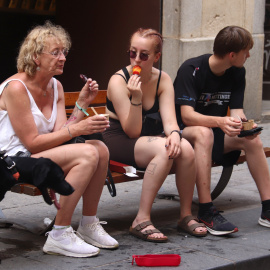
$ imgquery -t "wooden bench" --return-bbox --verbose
[4,91,270,234]
[10,90,270,199]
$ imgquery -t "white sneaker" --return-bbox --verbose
[43,226,100,257]
[77,218,119,249]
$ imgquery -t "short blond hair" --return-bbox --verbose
[17,21,71,76]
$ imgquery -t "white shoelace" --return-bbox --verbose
[46,227,85,245]
[85,221,108,236]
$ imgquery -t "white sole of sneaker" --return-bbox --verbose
[258,217,270,228]
[43,245,100,258]
[81,235,119,249]
[206,227,238,236]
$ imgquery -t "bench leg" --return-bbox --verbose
[211,166,234,201]
[157,185,179,200]
[157,165,233,202]
[0,207,55,235]
[39,217,55,236]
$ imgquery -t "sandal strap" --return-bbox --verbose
[180,215,199,225]
[141,228,161,236]
[188,222,206,231]
[134,221,153,232]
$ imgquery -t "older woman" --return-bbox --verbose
[0,21,118,258]
[103,28,207,242]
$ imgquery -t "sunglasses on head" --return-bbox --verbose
[127,50,149,61]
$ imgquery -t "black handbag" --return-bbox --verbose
[141,112,164,136]
[65,133,116,197]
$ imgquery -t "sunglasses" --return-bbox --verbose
[127,50,149,61]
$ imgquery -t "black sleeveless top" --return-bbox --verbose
[106,67,162,116]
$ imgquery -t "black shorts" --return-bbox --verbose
[103,119,139,168]
[212,128,241,167]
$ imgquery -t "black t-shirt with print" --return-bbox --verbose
[174,54,246,129]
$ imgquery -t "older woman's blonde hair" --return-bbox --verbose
[17,21,71,76]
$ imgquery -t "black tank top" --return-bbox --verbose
[106,67,162,116]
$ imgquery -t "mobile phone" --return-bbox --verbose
[80,74,88,83]
[238,127,263,137]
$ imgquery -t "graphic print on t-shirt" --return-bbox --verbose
[198,92,231,107]
[196,91,231,116]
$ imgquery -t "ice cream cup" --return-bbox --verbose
[100,113,109,120]
[242,119,254,130]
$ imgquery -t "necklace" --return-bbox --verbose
[42,82,54,98]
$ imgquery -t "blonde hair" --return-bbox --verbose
[17,21,71,76]
[130,28,163,54]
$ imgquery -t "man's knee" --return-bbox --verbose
[243,135,264,150]
[193,127,214,148]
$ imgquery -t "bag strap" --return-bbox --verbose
[97,134,116,197]
[105,167,116,197]
[0,150,20,180]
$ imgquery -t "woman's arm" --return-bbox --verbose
[108,73,143,138]
[3,81,108,154]
[54,78,99,131]
[159,71,180,135]
[158,72,182,158]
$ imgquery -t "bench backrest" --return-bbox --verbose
[64,91,107,117]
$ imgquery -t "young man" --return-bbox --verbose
[174,25,270,235]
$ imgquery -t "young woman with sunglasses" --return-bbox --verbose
[103,28,207,242]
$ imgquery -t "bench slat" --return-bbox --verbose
[65,91,107,107]
[66,106,106,118]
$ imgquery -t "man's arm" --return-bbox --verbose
[181,105,242,137]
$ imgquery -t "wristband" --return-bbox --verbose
[131,101,142,106]
[66,126,73,138]
[170,130,182,140]
[76,101,89,116]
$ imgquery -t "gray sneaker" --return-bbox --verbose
[43,226,100,257]
[77,218,119,249]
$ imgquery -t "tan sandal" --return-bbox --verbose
[177,215,207,237]
[129,221,168,243]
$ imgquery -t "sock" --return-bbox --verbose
[51,225,70,238]
[262,199,270,212]
[198,202,214,216]
[81,215,97,226]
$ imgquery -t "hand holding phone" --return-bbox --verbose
[238,127,263,137]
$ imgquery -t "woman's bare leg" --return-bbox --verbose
[174,139,207,233]
[82,140,109,215]
[32,143,106,225]
[131,136,174,239]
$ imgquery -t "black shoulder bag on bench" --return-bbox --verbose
[64,133,116,197]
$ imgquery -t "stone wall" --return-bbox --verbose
[162,0,265,120]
